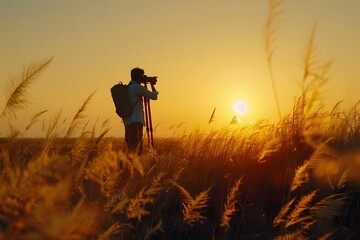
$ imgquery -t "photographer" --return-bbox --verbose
[123,67,159,155]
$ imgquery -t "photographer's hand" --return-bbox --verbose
[151,78,157,86]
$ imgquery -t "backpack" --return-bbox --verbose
[110,82,139,118]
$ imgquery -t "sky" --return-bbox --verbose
[1,0,360,137]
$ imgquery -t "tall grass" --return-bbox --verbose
[1,58,53,121]
[1,2,360,239]
[264,0,285,119]
[1,87,360,239]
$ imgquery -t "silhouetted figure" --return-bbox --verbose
[123,67,158,155]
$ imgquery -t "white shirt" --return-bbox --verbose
[122,80,159,126]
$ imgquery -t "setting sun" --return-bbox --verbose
[233,100,248,116]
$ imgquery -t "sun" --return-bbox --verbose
[233,100,248,116]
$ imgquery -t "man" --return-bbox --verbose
[123,67,159,154]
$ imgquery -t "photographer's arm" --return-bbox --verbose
[136,84,158,100]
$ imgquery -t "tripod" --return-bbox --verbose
[143,82,155,149]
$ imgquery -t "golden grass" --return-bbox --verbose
[1,58,53,121]
[264,0,286,119]
[1,99,360,238]
[220,177,243,230]
[171,180,211,226]
[1,2,360,239]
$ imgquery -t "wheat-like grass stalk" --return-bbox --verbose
[126,188,154,221]
[110,194,129,214]
[291,160,310,191]
[1,58,53,120]
[131,154,144,177]
[95,118,112,143]
[343,100,360,141]
[182,188,210,225]
[300,23,318,114]
[264,0,285,119]
[78,119,91,138]
[85,150,120,197]
[220,177,243,229]
[97,223,123,240]
[66,90,97,137]
[258,137,282,163]
[24,110,49,134]
[299,23,332,114]
[110,174,163,222]
[285,190,318,228]
[171,167,185,182]
[145,172,164,196]
[7,122,20,139]
[337,168,349,189]
[273,198,295,227]
[45,109,63,139]
[172,181,211,226]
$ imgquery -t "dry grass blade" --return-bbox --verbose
[258,137,282,163]
[97,223,122,240]
[144,220,163,240]
[208,107,216,124]
[125,178,162,222]
[66,90,97,137]
[337,168,349,189]
[24,110,49,133]
[285,190,318,228]
[145,172,164,196]
[182,187,211,225]
[111,196,129,214]
[264,0,286,60]
[273,198,295,227]
[96,128,111,144]
[310,193,349,221]
[302,23,317,83]
[46,109,63,138]
[131,154,144,176]
[264,0,286,119]
[171,180,193,204]
[230,115,239,125]
[221,177,243,229]
[127,188,153,221]
[1,58,53,120]
[274,231,304,240]
[299,23,332,114]
[171,180,211,225]
[291,160,310,191]
[318,230,336,240]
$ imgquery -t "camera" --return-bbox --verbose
[142,75,157,85]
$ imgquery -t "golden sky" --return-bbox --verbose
[1,0,360,137]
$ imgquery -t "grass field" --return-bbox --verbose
[1,1,360,239]
[1,107,360,239]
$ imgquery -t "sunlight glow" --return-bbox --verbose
[233,101,248,116]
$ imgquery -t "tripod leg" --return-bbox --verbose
[142,82,155,149]
[143,97,151,146]
[146,99,154,148]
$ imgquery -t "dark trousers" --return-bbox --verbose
[125,122,143,155]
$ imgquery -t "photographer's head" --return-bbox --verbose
[131,67,157,85]
[131,67,145,84]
